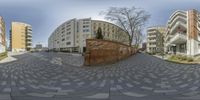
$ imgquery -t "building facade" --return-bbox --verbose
[48,18,129,53]
[10,22,32,52]
[35,44,42,49]
[147,26,166,54]
[0,16,6,53]
[165,9,200,56]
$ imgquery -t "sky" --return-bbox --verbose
[0,0,200,47]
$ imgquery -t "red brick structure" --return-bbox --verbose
[84,39,137,66]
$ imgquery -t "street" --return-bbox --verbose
[0,52,200,100]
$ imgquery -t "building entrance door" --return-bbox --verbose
[173,46,176,55]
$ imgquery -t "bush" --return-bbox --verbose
[187,57,194,62]
[176,55,187,61]
[168,54,194,62]
[0,52,8,60]
[169,55,178,60]
[147,52,156,55]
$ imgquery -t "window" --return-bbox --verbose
[199,43,200,49]
[83,29,90,32]
[67,32,71,35]
[67,24,71,27]
[65,36,70,40]
[62,38,65,41]
[66,42,71,45]
[83,22,90,24]
[67,28,71,31]
[83,25,89,28]
[62,27,65,30]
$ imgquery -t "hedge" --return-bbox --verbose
[0,51,8,61]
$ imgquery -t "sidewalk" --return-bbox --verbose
[0,56,17,63]
[152,54,168,60]
[0,52,26,64]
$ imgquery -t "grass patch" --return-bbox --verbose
[168,54,194,63]
[147,52,156,55]
[0,51,8,61]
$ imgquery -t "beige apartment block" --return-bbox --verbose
[165,9,200,56]
[10,22,32,52]
[48,18,130,53]
[0,16,6,53]
[92,20,129,45]
[147,26,166,54]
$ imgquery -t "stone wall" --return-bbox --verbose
[84,39,137,66]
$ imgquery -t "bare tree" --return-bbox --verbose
[101,6,150,47]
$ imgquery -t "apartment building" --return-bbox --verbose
[92,20,129,45]
[0,16,6,53]
[147,26,166,53]
[48,18,129,53]
[165,9,200,56]
[10,22,32,52]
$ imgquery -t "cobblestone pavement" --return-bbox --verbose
[0,52,200,100]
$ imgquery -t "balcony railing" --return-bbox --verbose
[148,44,156,48]
[148,39,156,43]
[147,35,156,38]
[169,15,186,27]
[170,22,187,34]
[169,33,186,44]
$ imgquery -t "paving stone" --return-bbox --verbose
[1,52,200,100]
[154,89,177,93]
[27,93,54,97]
[85,93,109,99]
[179,84,189,88]
[1,81,7,86]
[126,83,133,88]
[3,88,11,92]
[190,86,199,91]
[122,92,146,97]
[0,94,11,100]
[141,86,153,90]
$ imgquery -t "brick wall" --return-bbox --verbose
[84,39,137,66]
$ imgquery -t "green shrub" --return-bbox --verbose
[177,55,187,61]
[0,52,7,60]
[169,55,178,60]
[181,55,187,61]
[187,57,194,62]
[168,54,194,62]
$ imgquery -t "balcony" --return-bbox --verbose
[26,40,32,44]
[148,31,157,35]
[168,33,187,44]
[147,35,156,38]
[165,34,173,41]
[27,38,32,41]
[169,11,186,23]
[148,39,156,43]
[148,44,156,48]
[169,15,186,27]
[170,22,187,34]
[26,45,32,48]
[27,31,32,35]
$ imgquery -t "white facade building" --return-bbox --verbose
[165,9,200,56]
[48,18,129,53]
[147,26,166,53]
